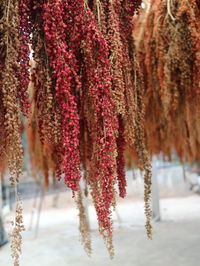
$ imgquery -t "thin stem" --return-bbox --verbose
[167,0,175,21]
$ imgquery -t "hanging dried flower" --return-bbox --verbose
[0,0,155,262]
[116,115,126,198]
[134,0,200,167]
[75,188,92,256]
[17,0,32,116]
[42,0,82,192]
[10,194,25,266]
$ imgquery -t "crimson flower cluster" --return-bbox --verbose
[0,0,152,259]
[116,116,126,198]
[82,7,118,245]
[17,0,32,116]
[42,0,81,191]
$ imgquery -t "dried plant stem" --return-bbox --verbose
[10,188,25,266]
[75,189,92,256]
[167,0,175,21]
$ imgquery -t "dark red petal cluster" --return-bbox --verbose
[0,0,154,259]
[17,0,32,116]
[42,0,81,191]
[2,0,200,262]
[116,115,126,198]
[81,7,118,241]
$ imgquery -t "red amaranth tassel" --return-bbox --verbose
[17,0,32,116]
[116,115,127,198]
[42,0,81,191]
[82,7,118,243]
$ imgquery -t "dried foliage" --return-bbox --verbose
[134,0,200,165]
[0,0,153,262]
[2,0,200,262]
[26,0,152,256]
[75,189,92,256]
[0,1,28,265]
[10,194,25,266]
[0,0,23,184]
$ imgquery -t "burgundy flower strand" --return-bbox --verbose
[42,0,81,191]
[82,7,118,252]
[116,115,127,198]
[17,0,32,116]
[31,1,64,183]
[119,0,152,238]
[63,0,93,254]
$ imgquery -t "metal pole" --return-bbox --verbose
[0,175,8,247]
[152,160,161,222]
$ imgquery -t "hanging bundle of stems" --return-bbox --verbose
[0,0,153,263]
[134,0,200,166]
[0,0,30,265]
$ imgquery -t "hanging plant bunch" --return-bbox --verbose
[0,0,32,265]
[0,3,7,177]
[86,0,152,239]
[0,0,23,184]
[28,0,63,188]
[0,0,153,263]
[134,0,200,165]
[26,0,153,255]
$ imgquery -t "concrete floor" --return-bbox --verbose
[0,194,200,266]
